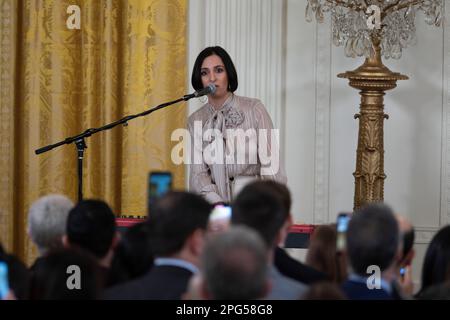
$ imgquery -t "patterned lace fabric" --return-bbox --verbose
[188,94,287,203]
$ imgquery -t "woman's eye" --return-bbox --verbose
[216,67,224,73]
[201,71,207,76]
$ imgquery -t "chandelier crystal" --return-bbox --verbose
[306,0,444,59]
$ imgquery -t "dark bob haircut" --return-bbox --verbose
[191,46,238,93]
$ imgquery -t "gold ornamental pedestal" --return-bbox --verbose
[338,38,408,210]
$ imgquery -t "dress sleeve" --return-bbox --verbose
[188,118,224,204]
[254,101,287,184]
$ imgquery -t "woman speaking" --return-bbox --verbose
[188,46,286,204]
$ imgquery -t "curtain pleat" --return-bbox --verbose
[0,0,187,264]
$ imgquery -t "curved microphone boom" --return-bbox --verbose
[36,85,213,201]
[183,84,216,101]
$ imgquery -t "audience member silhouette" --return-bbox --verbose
[232,180,308,299]
[108,221,154,286]
[29,248,100,300]
[303,281,347,300]
[417,282,450,300]
[28,194,74,256]
[341,203,402,300]
[103,191,212,300]
[416,225,450,298]
[63,199,119,288]
[200,226,270,299]
[306,224,348,283]
[261,181,329,284]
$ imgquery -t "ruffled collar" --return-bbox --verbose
[206,94,245,128]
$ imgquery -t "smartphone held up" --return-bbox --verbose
[147,171,172,212]
[208,205,232,234]
[0,261,9,300]
[336,212,351,252]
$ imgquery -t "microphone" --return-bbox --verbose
[183,84,216,101]
[195,83,216,97]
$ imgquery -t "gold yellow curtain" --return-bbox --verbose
[0,0,187,264]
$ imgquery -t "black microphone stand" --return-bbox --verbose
[35,93,197,202]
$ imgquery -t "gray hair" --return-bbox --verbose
[28,194,74,255]
[201,225,269,300]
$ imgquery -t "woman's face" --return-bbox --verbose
[200,54,229,98]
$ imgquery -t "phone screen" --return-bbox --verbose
[149,172,172,197]
[337,214,350,233]
[336,213,350,251]
[208,205,232,233]
[0,261,9,299]
[148,171,172,212]
[210,205,232,221]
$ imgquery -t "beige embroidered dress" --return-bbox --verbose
[188,94,287,203]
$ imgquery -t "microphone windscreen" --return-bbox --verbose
[208,83,217,95]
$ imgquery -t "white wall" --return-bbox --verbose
[188,0,450,290]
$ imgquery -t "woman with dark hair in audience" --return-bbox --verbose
[305,224,348,284]
[417,282,450,300]
[302,282,347,300]
[188,46,286,205]
[416,225,450,298]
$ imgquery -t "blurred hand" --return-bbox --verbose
[2,290,17,300]
[398,265,414,297]
[207,218,230,234]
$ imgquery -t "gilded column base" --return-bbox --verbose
[338,41,408,211]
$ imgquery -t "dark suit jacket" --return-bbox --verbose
[102,265,193,300]
[274,247,329,285]
[341,279,394,300]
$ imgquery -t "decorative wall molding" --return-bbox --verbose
[441,2,450,227]
[415,227,440,244]
[313,20,332,224]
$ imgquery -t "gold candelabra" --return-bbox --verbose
[306,0,444,210]
[338,35,407,209]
